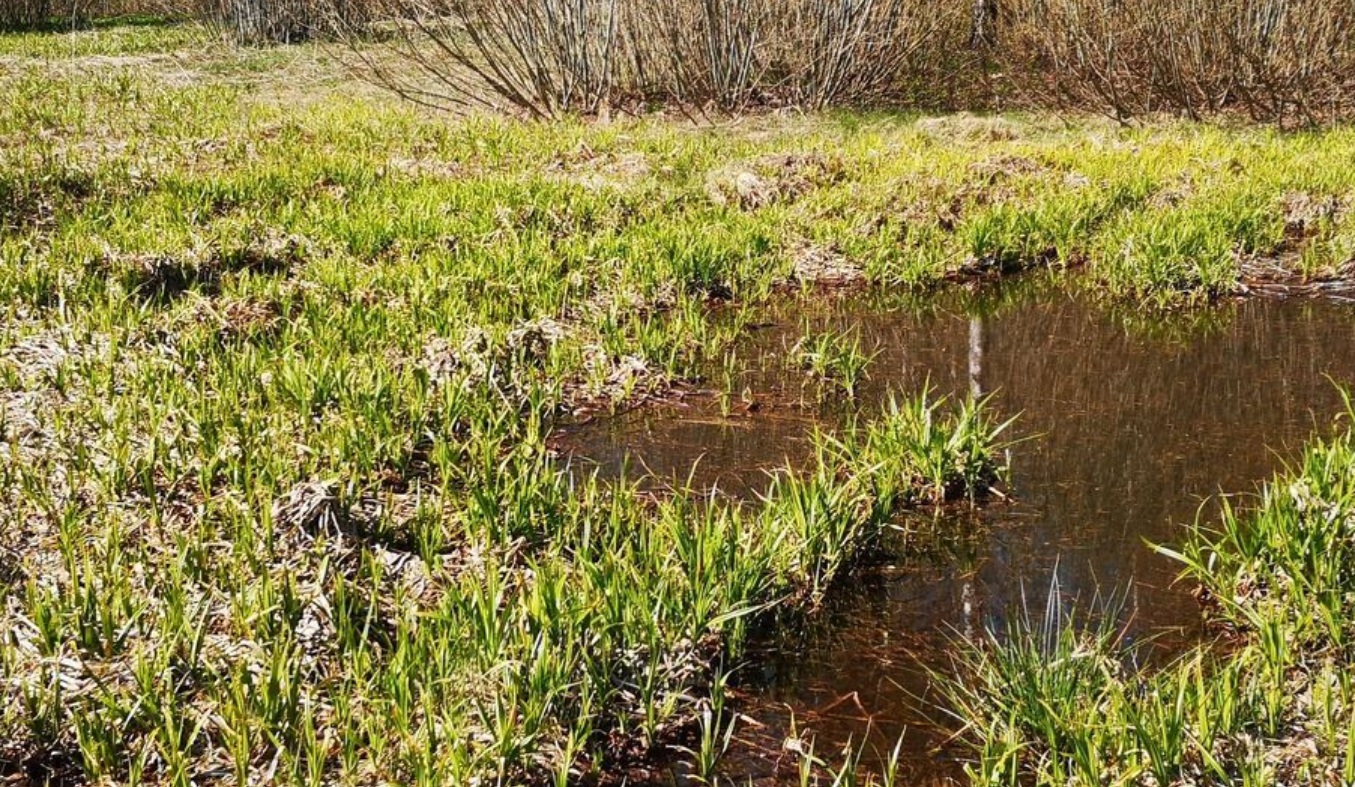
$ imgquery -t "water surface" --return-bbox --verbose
[560,279,1355,784]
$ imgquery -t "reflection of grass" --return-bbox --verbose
[941,392,1355,786]
[1105,296,1239,346]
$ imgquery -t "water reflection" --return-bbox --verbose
[560,278,1355,784]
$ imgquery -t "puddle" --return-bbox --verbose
[558,278,1355,784]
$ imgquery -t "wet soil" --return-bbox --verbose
[557,276,1355,784]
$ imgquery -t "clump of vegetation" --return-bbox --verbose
[850,392,1014,505]
[0,357,1006,785]
[940,392,1355,786]
[791,327,877,399]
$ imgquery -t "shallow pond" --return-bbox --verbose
[559,278,1355,784]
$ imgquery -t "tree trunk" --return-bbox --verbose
[223,0,309,44]
[969,0,998,49]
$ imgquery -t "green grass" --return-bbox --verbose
[2,17,1354,786]
[0,350,1006,785]
[790,326,877,399]
[940,392,1355,786]
[0,17,207,58]
[0,22,1021,786]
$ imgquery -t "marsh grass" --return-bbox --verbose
[0,168,1011,785]
[782,723,910,787]
[942,391,1355,786]
[791,326,878,400]
[3,34,1355,307]
[2,18,1355,785]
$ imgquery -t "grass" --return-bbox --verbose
[2,16,1354,786]
[0,16,209,58]
[790,326,877,399]
[0,356,1006,785]
[940,392,1355,786]
[0,21,1021,785]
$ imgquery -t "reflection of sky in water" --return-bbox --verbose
[560,281,1355,784]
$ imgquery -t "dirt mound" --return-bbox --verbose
[706,152,844,210]
[789,242,864,286]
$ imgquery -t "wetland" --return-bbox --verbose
[566,279,1355,783]
[3,16,1355,786]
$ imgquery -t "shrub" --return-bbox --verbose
[360,0,973,117]
[33,0,1354,123]
[0,0,93,29]
[1001,0,1355,125]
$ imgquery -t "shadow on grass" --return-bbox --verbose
[0,13,176,34]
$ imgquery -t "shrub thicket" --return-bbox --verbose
[351,0,1354,123]
[0,0,86,29]
[354,0,980,117]
[189,0,371,43]
[1003,0,1355,126]
[7,0,1353,124]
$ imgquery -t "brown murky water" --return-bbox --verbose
[560,278,1355,784]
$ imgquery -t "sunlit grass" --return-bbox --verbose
[791,326,877,399]
[0,16,208,58]
[3,17,1355,785]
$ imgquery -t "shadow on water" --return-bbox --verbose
[556,275,1355,785]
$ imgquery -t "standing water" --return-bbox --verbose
[558,278,1355,784]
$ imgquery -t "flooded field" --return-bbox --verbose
[560,279,1355,784]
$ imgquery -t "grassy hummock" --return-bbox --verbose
[0,360,1006,785]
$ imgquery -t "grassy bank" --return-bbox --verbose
[0,377,1006,785]
[3,22,1355,312]
[942,393,1355,786]
[3,17,1355,786]
[0,19,1025,787]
